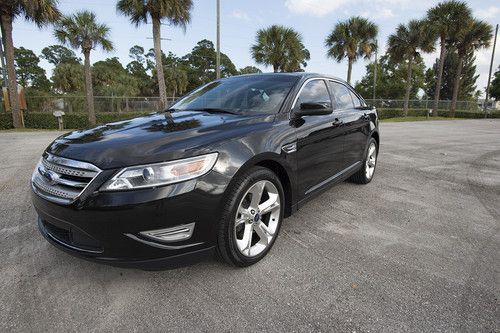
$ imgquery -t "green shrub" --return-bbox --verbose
[0,113,13,129]
[28,112,149,130]
[63,113,90,129]
[377,108,491,119]
[0,112,150,130]
[0,108,498,130]
[24,113,59,129]
[96,112,148,125]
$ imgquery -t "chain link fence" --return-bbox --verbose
[22,96,179,114]
[2,95,499,114]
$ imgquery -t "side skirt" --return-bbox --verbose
[296,161,362,210]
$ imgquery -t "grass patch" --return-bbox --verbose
[381,116,462,122]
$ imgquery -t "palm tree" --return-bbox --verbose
[427,0,471,116]
[325,16,378,84]
[388,20,435,116]
[450,19,492,117]
[165,66,187,99]
[0,0,60,128]
[117,0,193,109]
[251,25,310,73]
[55,11,113,125]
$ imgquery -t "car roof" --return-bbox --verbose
[228,72,348,84]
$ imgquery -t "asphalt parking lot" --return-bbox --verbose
[1,119,499,332]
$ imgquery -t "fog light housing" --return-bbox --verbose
[139,223,195,243]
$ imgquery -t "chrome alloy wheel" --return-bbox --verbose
[234,180,281,257]
[365,142,377,180]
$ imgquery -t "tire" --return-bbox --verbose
[216,166,285,267]
[350,137,378,184]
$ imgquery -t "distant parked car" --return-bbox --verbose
[31,73,380,269]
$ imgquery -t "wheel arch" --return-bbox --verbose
[371,130,380,151]
[228,153,295,218]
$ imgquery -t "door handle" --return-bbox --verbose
[332,118,343,126]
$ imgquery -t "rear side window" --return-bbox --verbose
[350,91,362,108]
[328,81,354,110]
[295,80,331,108]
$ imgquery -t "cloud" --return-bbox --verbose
[377,8,394,18]
[475,6,500,19]
[285,0,348,17]
[361,8,394,19]
[231,9,250,21]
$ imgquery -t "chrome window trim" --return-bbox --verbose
[289,77,353,119]
[290,77,330,111]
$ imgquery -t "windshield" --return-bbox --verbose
[171,75,299,114]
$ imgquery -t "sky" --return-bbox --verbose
[10,0,500,98]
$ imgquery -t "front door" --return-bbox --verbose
[293,79,345,198]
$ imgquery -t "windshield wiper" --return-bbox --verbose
[190,108,237,115]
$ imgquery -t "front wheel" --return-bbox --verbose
[216,167,284,267]
[350,138,378,184]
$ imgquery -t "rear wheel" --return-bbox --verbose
[350,137,378,184]
[216,167,284,267]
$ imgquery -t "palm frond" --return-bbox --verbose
[54,10,114,54]
[117,0,193,30]
[325,16,378,64]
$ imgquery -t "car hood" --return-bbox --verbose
[46,111,273,169]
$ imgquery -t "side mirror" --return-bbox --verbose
[295,102,333,117]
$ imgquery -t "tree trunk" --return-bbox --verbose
[403,56,414,117]
[152,17,167,109]
[432,37,446,117]
[273,64,278,73]
[83,50,96,125]
[347,57,353,84]
[450,55,464,118]
[1,14,23,128]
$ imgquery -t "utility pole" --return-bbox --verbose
[372,40,378,102]
[484,23,498,116]
[216,0,221,79]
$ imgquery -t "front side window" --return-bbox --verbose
[295,80,331,109]
[328,81,354,110]
[172,75,299,114]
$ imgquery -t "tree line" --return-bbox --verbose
[0,0,497,128]
[14,41,259,102]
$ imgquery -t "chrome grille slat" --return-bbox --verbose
[33,174,80,199]
[42,158,98,178]
[52,177,88,188]
[32,153,101,205]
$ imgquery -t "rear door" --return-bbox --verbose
[293,79,345,197]
[328,81,370,168]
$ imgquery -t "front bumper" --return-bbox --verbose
[32,170,230,269]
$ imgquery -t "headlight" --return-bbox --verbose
[100,153,218,191]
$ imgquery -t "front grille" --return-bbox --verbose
[32,153,101,205]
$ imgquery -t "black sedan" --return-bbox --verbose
[31,73,379,269]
